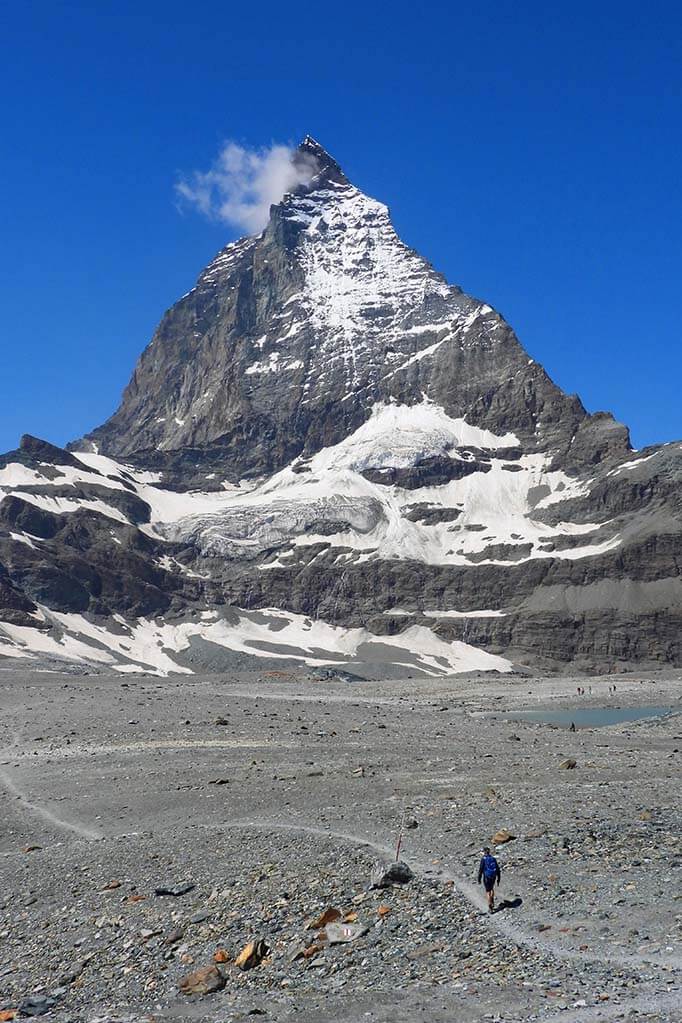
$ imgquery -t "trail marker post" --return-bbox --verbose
[395,808,406,862]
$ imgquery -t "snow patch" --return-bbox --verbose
[0,606,513,677]
[310,401,519,474]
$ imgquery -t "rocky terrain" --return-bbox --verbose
[1,136,682,672]
[0,668,680,1021]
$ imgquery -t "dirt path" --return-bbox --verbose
[203,816,682,975]
[0,766,103,841]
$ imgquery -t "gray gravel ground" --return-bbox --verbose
[0,666,680,1022]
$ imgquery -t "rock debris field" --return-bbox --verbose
[0,668,680,1022]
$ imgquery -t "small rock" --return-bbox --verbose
[523,827,546,839]
[370,860,414,889]
[57,959,87,985]
[189,910,212,924]
[491,829,515,845]
[213,948,230,963]
[17,995,57,1017]
[325,921,369,944]
[559,758,577,770]
[178,964,226,996]
[292,942,322,962]
[235,939,270,971]
[154,882,195,897]
[306,907,342,930]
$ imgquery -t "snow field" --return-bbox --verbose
[0,606,512,677]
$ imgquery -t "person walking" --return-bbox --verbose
[478,846,501,913]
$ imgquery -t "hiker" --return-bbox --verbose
[478,846,501,913]
[569,721,576,732]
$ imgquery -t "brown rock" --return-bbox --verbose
[213,948,230,964]
[306,907,342,930]
[178,964,226,996]
[102,879,121,891]
[235,938,269,971]
[377,905,391,917]
[491,828,515,844]
[293,943,322,962]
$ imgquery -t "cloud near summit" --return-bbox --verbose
[176,141,317,234]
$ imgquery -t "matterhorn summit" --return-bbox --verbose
[1,138,681,674]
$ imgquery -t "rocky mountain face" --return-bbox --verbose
[1,137,681,675]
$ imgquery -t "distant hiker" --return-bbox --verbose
[478,846,501,913]
[569,721,576,732]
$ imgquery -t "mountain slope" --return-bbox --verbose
[1,137,681,675]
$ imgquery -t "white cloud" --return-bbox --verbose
[176,141,318,234]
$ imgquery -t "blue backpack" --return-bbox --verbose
[482,854,498,878]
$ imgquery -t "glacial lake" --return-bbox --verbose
[504,705,676,728]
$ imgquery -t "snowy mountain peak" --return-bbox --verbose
[74,138,630,483]
[299,134,328,154]
[294,135,348,188]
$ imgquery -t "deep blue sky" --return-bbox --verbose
[2,1,681,453]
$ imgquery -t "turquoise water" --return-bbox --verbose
[504,705,676,728]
